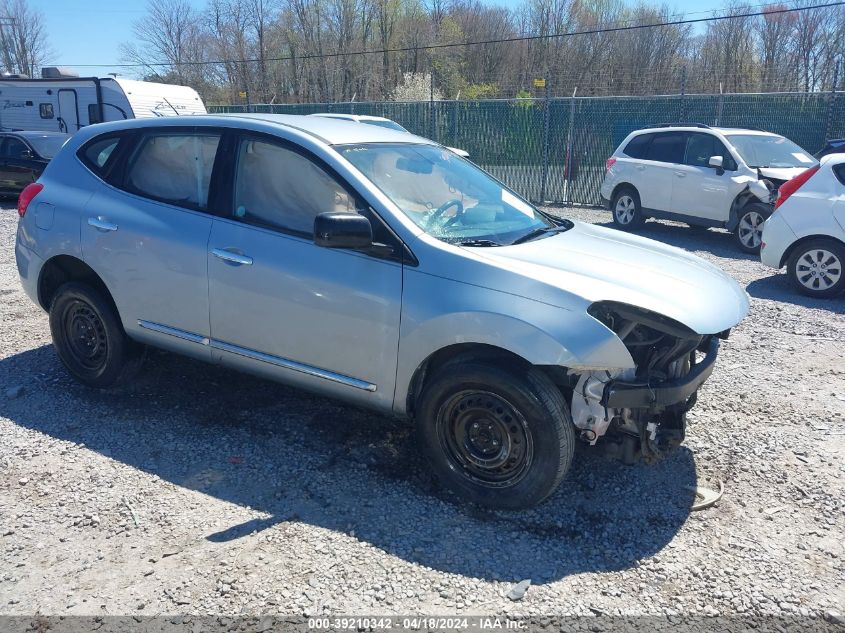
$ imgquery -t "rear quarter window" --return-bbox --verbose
[78,135,124,175]
[623,133,652,158]
[833,163,845,186]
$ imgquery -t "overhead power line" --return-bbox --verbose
[70,1,845,69]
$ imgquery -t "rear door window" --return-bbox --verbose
[623,133,653,158]
[125,132,221,210]
[646,133,686,164]
[231,136,362,235]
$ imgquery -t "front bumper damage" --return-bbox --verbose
[602,336,719,409]
[571,302,728,462]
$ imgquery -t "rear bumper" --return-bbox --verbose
[760,212,797,269]
[601,337,719,409]
[15,240,43,308]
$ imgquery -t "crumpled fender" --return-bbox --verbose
[727,181,773,230]
[392,273,634,416]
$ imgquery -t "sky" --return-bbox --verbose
[29,0,728,77]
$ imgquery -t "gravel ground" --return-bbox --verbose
[0,203,843,620]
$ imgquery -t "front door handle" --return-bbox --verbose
[88,216,118,232]
[211,248,253,266]
[674,171,686,177]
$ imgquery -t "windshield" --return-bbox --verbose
[25,134,68,159]
[360,119,409,133]
[338,143,567,245]
[726,134,816,169]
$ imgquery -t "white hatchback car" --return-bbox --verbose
[761,154,845,298]
[600,124,817,253]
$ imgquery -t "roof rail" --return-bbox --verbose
[643,122,712,130]
[716,125,769,132]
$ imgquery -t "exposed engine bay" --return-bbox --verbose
[569,302,725,463]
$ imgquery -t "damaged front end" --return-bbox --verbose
[571,301,727,463]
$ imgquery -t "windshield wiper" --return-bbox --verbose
[510,225,571,245]
[456,238,502,247]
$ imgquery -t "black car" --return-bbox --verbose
[814,138,845,160]
[0,131,69,196]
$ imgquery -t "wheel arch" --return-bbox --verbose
[404,343,534,419]
[38,254,116,314]
[611,182,639,203]
[780,234,845,268]
[396,308,634,419]
[728,190,772,231]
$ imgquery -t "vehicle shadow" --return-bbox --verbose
[746,272,845,311]
[0,345,698,583]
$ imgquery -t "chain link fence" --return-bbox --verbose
[209,91,843,205]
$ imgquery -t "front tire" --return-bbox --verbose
[416,361,575,510]
[735,203,770,254]
[611,187,644,231]
[787,238,845,298]
[49,282,143,388]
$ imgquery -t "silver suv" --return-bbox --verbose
[16,115,748,509]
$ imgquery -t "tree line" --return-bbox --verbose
[2,0,844,104]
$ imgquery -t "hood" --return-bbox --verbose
[468,222,749,335]
[758,166,814,182]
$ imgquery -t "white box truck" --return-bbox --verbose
[0,68,207,133]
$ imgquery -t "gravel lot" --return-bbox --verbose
[1,202,843,621]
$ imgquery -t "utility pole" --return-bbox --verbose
[825,60,840,145]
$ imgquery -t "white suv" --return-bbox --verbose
[600,124,817,253]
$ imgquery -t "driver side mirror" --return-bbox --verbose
[708,155,724,173]
[314,212,372,249]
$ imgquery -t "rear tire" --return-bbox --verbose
[611,187,644,231]
[49,282,143,388]
[734,203,770,254]
[787,238,845,298]
[416,361,575,510]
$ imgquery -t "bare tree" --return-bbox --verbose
[117,0,845,102]
[121,0,210,87]
[0,0,51,77]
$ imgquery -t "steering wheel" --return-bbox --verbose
[425,199,464,229]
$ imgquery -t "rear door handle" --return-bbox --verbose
[211,248,253,266]
[674,171,686,177]
[87,216,118,232]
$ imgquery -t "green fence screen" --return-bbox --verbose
[210,92,842,205]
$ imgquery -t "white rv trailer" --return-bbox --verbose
[0,69,207,133]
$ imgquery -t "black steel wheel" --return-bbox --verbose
[417,359,575,509]
[61,300,109,372]
[49,282,143,388]
[437,390,534,488]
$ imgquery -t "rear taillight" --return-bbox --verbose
[17,183,43,218]
[605,157,617,172]
[775,166,819,209]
